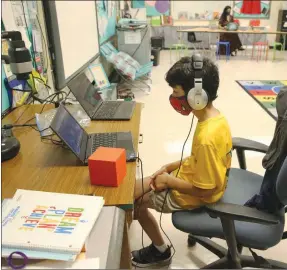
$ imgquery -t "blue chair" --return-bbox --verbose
[216,41,230,61]
[172,137,287,269]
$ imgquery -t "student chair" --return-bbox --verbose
[187,32,204,53]
[272,42,284,61]
[100,42,153,94]
[172,137,287,269]
[216,41,230,61]
[169,43,188,63]
[252,41,269,62]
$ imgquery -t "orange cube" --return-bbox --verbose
[88,147,126,187]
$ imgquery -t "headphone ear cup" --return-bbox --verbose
[187,88,209,110]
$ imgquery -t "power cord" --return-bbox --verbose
[12,97,33,125]
[11,91,67,133]
[135,155,145,250]
[131,26,148,58]
[134,114,194,267]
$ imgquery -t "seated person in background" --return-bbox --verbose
[132,56,232,267]
[219,5,244,56]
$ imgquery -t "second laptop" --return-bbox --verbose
[67,72,135,121]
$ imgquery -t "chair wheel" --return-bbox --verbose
[187,235,197,247]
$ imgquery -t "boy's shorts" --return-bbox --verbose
[149,190,183,213]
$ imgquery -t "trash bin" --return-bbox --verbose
[151,36,164,49]
[151,47,161,66]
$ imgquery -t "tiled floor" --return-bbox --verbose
[129,50,287,268]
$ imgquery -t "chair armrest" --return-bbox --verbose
[205,202,279,225]
[232,137,269,153]
[232,137,269,170]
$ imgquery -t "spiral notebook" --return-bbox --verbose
[2,190,104,258]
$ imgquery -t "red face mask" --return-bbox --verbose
[169,95,192,116]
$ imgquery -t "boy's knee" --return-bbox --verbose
[134,201,148,220]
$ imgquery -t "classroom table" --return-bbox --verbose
[2,104,142,269]
[177,27,287,56]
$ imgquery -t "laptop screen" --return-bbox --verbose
[50,105,85,156]
[67,72,102,115]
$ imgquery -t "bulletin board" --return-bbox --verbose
[133,0,170,17]
[233,0,271,19]
[96,0,118,44]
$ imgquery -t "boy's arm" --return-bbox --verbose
[167,176,217,197]
[156,145,222,196]
[164,157,189,173]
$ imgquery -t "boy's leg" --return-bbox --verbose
[134,177,165,246]
[132,178,172,267]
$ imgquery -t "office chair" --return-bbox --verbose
[172,137,287,269]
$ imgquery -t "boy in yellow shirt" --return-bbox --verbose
[132,55,232,267]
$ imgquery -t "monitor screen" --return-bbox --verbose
[68,72,102,114]
[43,1,100,90]
[51,106,84,156]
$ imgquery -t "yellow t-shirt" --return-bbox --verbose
[171,114,232,208]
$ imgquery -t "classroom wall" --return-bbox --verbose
[171,0,285,44]
[171,1,233,21]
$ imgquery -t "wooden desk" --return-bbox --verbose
[2,104,142,268]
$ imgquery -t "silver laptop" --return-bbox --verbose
[50,104,137,164]
[67,72,136,120]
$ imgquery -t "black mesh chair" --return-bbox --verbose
[187,32,204,53]
[172,137,287,269]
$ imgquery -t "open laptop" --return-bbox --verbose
[50,104,137,164]
[67,72,136,120]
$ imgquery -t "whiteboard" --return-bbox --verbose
[172,1,233,20]
[44,1,100,90]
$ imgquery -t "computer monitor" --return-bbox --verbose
[43,1,100,90]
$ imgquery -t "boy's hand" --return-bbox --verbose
[150,166,168,181]
[150,172,172,192]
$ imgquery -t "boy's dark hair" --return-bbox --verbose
[165,56,219,101]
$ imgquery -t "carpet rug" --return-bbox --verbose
[236,80,287,120]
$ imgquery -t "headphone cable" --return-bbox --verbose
[159,114,195,265]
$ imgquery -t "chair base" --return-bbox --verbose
[188,235,287,269]
[202,254,287,269]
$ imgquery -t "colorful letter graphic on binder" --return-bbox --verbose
[19,206,86,234]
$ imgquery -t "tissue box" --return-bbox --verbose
[88,147,126,187]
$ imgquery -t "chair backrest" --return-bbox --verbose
[276,157,287,205]
[188,32,196,42]
[246,89,287,213]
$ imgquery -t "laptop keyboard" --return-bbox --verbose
[92,133,117,152]
[96,102,122,119]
